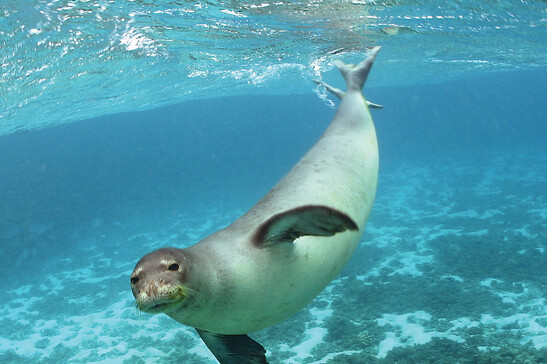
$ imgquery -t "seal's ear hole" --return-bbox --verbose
[168,263,179,271]
[130,277,139,284]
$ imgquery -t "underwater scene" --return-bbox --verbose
[1,1,546,363]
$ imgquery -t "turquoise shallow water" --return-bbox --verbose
[1,1,546,363]
[1,0,545,134]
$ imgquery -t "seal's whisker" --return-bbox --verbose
[184,287,200,298]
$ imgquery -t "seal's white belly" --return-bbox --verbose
[233,231,362,333]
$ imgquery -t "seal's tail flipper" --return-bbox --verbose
[335,46,380,92]
[366,100,383,109]
[316,46,383,108]
[314,80,345,99]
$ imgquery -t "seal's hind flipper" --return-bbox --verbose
[315,47,383,108]
[366,101,383,109]
[254,205,358,246]
[334,46,380,93]
[315,78,383,108]
[196,329,268,364]
[314,79,345,99]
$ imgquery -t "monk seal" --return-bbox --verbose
[130,46,382,363]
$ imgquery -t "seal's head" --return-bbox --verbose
[130,247,194,314]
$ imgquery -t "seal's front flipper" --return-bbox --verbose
[254,205,358,246]
[196,329,268,364]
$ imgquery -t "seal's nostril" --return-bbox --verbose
[131,277,139,284]
[168,263,179,271]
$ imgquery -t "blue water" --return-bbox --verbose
[1,1,546,363]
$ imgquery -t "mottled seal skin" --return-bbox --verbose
[130,46,381,364]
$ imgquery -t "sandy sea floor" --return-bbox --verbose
[1,150,546,363]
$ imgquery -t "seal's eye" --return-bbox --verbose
[168,263,179,271]
[130,277,139,284]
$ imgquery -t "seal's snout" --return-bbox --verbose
[137,278,166,297]
[132,278,187,313]
[130,247,192,314]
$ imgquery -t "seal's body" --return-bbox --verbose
[131,47,381,364]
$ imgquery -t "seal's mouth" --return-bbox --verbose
[139,300,179,314]
[135,284,187,314]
